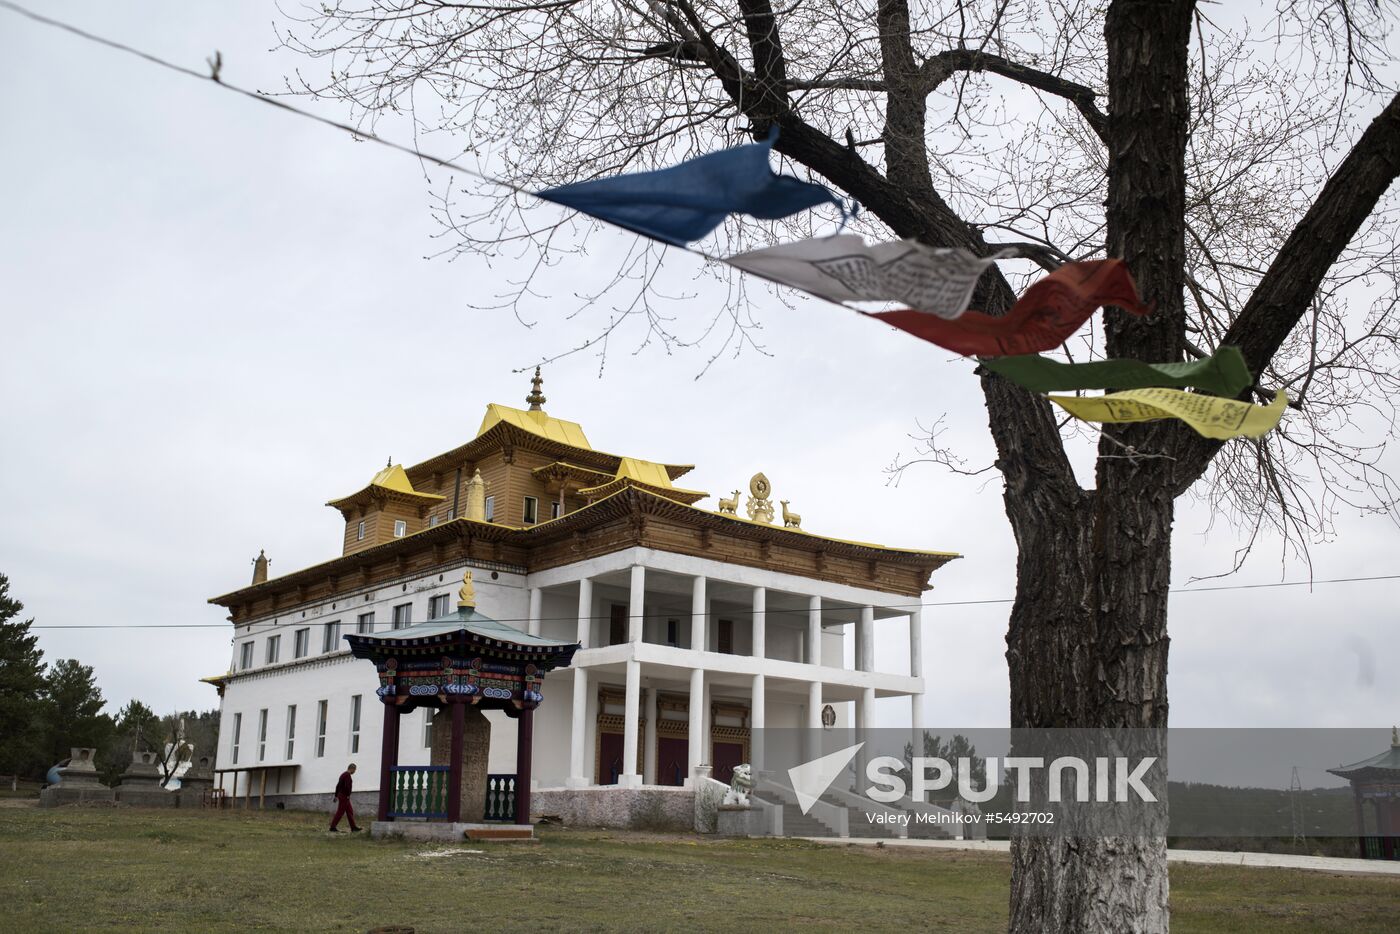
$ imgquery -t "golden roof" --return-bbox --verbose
[477,403,592,450]
[579,456,710,505]
[326,463,446,511]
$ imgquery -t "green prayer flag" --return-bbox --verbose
[982,346,1252,397]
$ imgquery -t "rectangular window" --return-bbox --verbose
[285,705,297,759]
[666,619,679,647]
[293,628,309,658]
[315,700,328,758]
[484,496,495,522]
[429,514,439,527]
[322,620,341,653]
[551,501,563,519]
[609,604,626,646]
[349,694,362,754]
[522,496,539,525]
[357,612,375,634]
[231,712,242,764]
[265,635,280,665]
[718,619,734,654]
[356,520,365,541]
[392,603,412,629]
[257,708,268,762]
[423,708,434,748]
[239,641,254,670]
[447,507,456,520]
[428,594,451,619]
[393,519,407,537]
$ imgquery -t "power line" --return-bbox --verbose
[20,573,1400,631]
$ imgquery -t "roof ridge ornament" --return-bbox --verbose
[1393,724,1398,747]
[457,569,477,609]
[526,366,547,411]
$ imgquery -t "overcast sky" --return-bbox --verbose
[2,3,1396,779]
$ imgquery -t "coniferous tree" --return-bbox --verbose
[0,574,47,778]
[40,659,114,769]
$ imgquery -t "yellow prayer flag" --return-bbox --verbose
[1047,387,1288,440]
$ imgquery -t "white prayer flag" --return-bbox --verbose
[724,235,1013,319]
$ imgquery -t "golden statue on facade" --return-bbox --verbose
[745,473,775,524]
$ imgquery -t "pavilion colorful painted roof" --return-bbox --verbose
[344,606,580,669]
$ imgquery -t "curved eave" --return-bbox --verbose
[579,477,710,506]
[345,630,580,669]
[326,487,447,512]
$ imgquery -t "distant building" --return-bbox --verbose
[205,372,956,810]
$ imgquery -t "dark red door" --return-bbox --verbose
[657,737,688,786]
[598,732,624,785]
[713,741,744,785]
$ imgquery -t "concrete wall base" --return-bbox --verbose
[369,821,533,843]
[39,784,115,808]
[532,786,694,831]
[716,804,765,837]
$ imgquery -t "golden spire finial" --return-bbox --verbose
[457,570,477,609]
[526,367,547,411]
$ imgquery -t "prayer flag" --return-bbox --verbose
[1048,387,1288,440]
[982,346,1252,397]
[535,129,843,246]
[864,258,1151,356]
[724,236,1012,318]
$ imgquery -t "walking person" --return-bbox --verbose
[328,763,361,832]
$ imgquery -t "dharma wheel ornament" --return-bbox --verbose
[745,472,775,524]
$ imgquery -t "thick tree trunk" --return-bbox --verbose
[1003,2,1193,931]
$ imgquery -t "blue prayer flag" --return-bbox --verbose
[535,128,845,246]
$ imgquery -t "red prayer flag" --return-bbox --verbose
[862,258,1151,356]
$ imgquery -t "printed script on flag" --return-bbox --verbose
[1048,387,1288,439]
[865,259,1152,356]
[724,236,1013,318]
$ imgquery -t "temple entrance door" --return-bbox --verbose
[657,736,688,786]
[597,731,624,785]
[713,741,744,785]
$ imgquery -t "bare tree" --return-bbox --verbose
[278,1,1400,930]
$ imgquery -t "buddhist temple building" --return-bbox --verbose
[1329,727,1400,861]
[206,372,957,825]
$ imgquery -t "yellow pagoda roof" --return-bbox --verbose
[578,456,710,505]
[326,463,446,511]
[477,403,592,450]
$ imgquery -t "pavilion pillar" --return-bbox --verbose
[447,700,465,822]
[515,706,535,825]
[621,659,642,787]
[567,669,590,788]
[628,565,646,642]
[376,701,401,822]
[686,667,704,786]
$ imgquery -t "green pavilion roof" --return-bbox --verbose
[344,605,579,669]
[1327,729,1400,782]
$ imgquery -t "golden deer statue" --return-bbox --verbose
[780,500,802,529]
[717,490,741,515]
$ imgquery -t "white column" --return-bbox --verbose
[628,565,646,642]
[567,668,590,787]
[686,667,704,785]
[643,686,658,785]
[690,575,707,652]
[528,587,543,637]
[807,595,822,665]
[621,659,641,787]
[752,586,766,660]
[856,685,875,789]
[807,679,823,762]
[750,674,765,772]
[575,577,592,646]
[859,606,875,673]
[909,606,924,734]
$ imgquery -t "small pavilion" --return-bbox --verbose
[345,570,579,838]
[1328,726,1400,861]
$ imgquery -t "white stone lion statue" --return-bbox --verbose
[722,763,754,807]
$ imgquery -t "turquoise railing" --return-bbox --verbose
[389,765,450,819]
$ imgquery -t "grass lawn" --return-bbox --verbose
[0,804,1395,932]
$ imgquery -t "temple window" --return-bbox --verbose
[356,612,374,634]
[231,712,242,764]
[523,496,539,524]
[356,520,365,541]
[484,496,495,521]
[551,501,563,519]
[667,619,679,646]
[393,519,407,537]
[429,515,439,527]
[422,709,434,748]
[609,605,626,645]
[285,705,297,759]
[239,641,253,670]
[429,594,451,618]
[315,700,327,757]
[717,619,734,654]
[257,708,268,762]
[349,694,362,754]
[265,634,281,665]
[392,603,412,629]
[293,628,309,658]
[322,620,340,653]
